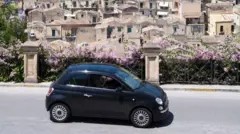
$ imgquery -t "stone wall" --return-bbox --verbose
[76,26,96,43]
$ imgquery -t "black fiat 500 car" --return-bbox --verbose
[45,63,169,128]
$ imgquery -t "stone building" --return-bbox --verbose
[118,4,139,17]
[35,0,60,9]
[179,0,202,23]
[27,7,64,23]
[44,7,65,22]
[95,15,155,45]
[46,19,96,44]
[74,10,101,23]
[233,4,240,34]
[138,0,157,17]
[206,3,234,36]
[28,9,45,22]
[156,0,173,18]
[60,0,98,12]
[163,15,186,36]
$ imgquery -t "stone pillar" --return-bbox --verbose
[142,43,161,85]
[21,40,40,83]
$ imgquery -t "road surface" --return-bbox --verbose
[0,87,239,134]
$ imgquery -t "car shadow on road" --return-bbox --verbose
[151,112,174,128]
[70,111,174,128]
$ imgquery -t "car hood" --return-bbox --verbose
[137,81,165,98]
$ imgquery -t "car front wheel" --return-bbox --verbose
[50,103,70,123]
[130,108,152,128]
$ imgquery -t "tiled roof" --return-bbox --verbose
[206,2,233,13]
[142,25,163,32]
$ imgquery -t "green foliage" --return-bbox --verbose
[0,4,26,82]
[159,59,240,85]
[0,4,27,47]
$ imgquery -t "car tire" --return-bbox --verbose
[50,103,70,123]
[130,108,152,128]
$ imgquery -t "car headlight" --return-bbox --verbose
[155,98,163,105]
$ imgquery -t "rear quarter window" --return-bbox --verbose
[64,73,89,86]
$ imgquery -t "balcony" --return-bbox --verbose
[65,33,76,42]
[186,24,205,37]
[219,32,225,35]
[159,2,169,8]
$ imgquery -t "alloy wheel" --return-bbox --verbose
[50,103,70,122]
[131,108,152,128]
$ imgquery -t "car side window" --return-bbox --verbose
[89,74,121,90]
[65,73,89,86]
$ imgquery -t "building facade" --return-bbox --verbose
[206,3,234,36]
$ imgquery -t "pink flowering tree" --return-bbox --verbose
[152,36,240,84]
[38,42,144,81]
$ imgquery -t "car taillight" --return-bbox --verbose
[47,88,54,96]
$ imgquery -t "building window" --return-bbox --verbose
[63,2,66,8]
[47,4,50,8]
[52,29,56,37]
[92,16,97,23]
[73,1,77,7]
[118,27,122,32]
[220,25,224,32]
[173,27,177,33]
[140,2,143,8]
[105,2,108,7]
[107,26,113,38]
[150,3,152,9]
[231,25,234,33]
[64,16,67,20]
[81,14,84,18]
[173,25,178,33]
[127,26,132,33]
[71,28,77,36]
[65,73,89,86]
[174,2,178,8]
[86,1,89,7]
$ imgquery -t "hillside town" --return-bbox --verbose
[1,0,240,51]
[1,0,240,133]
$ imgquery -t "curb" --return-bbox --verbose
[0,83,50,88]
[162,88,240,93]
[0,83,240,93]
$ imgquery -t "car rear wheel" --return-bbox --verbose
[50,103,70,123]
[130,108,152,128]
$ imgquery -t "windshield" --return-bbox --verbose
[115,68,142,90]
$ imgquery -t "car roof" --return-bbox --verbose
[67,63,121,74]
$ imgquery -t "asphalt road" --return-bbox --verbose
[0,87,240,134]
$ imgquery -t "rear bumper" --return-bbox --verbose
[45,96,51,111]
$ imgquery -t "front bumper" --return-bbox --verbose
[153,106,169,122]
[152,97,170,122]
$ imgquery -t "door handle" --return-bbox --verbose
[83,94,93,98]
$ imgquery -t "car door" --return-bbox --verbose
[82,73,125,118]
[62,72,89,116]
